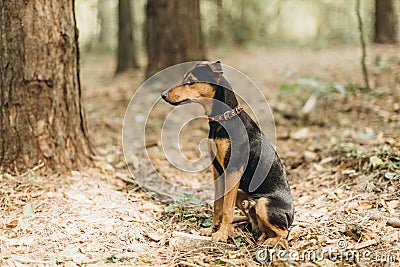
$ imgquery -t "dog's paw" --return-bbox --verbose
[211,224,234,242]
[200,227,214,236]
[259,236,289,249]
[211,229,229,243]
[256,232,267,245]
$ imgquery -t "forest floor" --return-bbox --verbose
[1,45,400,266]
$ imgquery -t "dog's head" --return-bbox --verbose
[161,61,224,106]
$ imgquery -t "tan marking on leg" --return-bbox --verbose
[201,164,223,236]
[210,137,230,231]
[212,167,243,243]
[213,138,230,168]
[209,137,244,242]
[255,198,290,249]
[257,232,267,244]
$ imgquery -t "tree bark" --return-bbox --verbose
[145,0,206,78]
[374,0,399,44]
[0,0,92,174]
[116,0,139,74]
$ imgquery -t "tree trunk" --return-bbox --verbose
[215,0,224,38]
[97,0,115,51]
[116,0,139,74]
[145,0,206,78]
[0,0,92,174]
[374,0,399,44]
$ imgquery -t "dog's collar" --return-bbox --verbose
[208,106,243,122]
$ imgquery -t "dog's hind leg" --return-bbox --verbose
[254,198,290,249]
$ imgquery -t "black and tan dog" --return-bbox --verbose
[161,61,294,248]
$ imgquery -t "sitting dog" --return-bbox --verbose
[161,61,294,247]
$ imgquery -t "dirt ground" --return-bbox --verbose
[1,45,399,266]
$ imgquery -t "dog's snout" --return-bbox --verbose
[161,91,168,100]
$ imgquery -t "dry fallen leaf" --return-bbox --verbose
[23,203,35,217]
[301,92,318,115]
[370,156,383,168]
[381,199,395,215]
[6,218,19,228]
[338,161,353,170]
[304,151,318,161]
[313,163,326,172]
[291,128,309,140]
[144,229,165,242]
[297,195,313,205]
[388,200,399,210]
[319,156,334,165]
[357,201,373,211]
[95,161,115,174]
[315,258,337,267]
[311,208,327,218]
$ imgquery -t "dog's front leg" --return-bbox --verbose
[201,166,224,236]
[211,169,242,242]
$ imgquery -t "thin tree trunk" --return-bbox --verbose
[356,0,371,91]
[216,0,224,37]
[97,0,114,51]
[374,0,399,44]
[145,0,206,78]
[116,0,139,74]
[0,0,92,174]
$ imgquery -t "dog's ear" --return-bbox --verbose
[209,60,223,74]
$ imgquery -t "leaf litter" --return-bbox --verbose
[1,46,400,266]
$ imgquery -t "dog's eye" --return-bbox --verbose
[186,80,195,85]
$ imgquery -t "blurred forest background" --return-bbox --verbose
[76,0,399,72]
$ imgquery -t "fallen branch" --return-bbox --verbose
[370,213,400,228]
[170,231,236,251]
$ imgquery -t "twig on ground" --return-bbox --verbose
[34,199,48,209]
[354,239,378,250]
[115,173,137,184]
[145,140,160,148]
[18,161,45,178]
[11,255,49,265]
